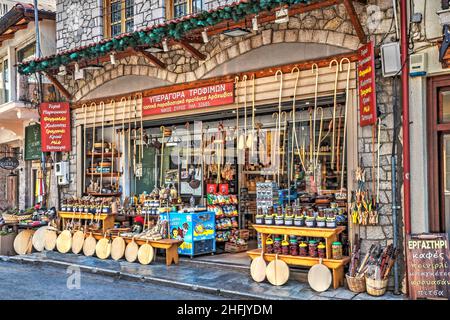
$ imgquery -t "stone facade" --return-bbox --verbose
[54,0,404,289]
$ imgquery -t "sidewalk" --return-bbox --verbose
[1,252,405,300]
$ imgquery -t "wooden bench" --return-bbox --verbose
[92,233,182,266]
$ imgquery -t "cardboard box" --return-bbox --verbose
[0,233,17,256]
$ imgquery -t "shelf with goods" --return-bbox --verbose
[206,193,240,244]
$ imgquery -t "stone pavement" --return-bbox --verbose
[1,252,406,300]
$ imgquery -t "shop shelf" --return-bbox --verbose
[87,152,122,157]
[85,172,122,177]
[251,224,345,238]
[86,192,122,197]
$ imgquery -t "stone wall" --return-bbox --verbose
[56,0,103,51]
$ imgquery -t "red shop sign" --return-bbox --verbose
[142,82,234,116]
[357,41,377,127]
[40,102,72,152]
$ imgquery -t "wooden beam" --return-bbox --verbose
[73,50,358,108]
[44,72,72,100]
[174,40,206,60]
[342,0,367,44]
[7,23,29,32]
[134,49,166,69]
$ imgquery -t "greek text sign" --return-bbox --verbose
[406,233,450,300]
[40,102,72,152]
[142,82,234,116]
[358,41,377,126]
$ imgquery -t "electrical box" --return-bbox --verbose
[380,42,402,77]
[409,52,427,77]
[55,161,69,185]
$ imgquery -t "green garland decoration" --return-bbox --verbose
[18,0,310,75]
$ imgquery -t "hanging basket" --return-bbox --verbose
[365,276,388,297]
[345,274,366,293]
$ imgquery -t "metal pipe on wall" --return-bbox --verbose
[400,0,411,296]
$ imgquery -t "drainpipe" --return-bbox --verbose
[400,0,411,295]
[391,76,400,295]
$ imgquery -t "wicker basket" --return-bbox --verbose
[1,214,19,224]
[365,276,388,296]
[346,274,366,293]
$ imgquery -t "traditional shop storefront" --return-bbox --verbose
[14,0,401,296]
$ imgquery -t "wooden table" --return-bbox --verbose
[247,224,349,289]
[92,233,182,266]
[58,212,115,234]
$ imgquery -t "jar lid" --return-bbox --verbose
[300,242,308,247]
[318,244,326,249]
[282,240,289,246]
[266,238,274,245]
[332,241,342,245]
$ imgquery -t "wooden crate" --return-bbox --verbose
[238,229,250,240]
[225,242,248,253]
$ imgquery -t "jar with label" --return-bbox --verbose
[273,236,282,254]
[289,238,298,256]
[332,241,343,260]
[308,240,318,257]
[299,242,308,256]
[318,243,326,258]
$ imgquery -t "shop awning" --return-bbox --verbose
[0,3,55,47]
[17,0,366,77]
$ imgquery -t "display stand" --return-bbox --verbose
[247,224,349,289]
[91,233,182,266]
[58,212,115,233]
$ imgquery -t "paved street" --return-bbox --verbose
[2,252,405,300]
[0,261,226,300]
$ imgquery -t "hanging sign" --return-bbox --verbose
[142,82,234,116]
[406,233,450,300]
[24,124,41,160]
[40,102,72,152]
[0,157,19,170]
[358,41,377,126]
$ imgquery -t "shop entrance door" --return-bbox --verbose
[428,75,450,235]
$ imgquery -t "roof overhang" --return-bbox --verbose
[18,0,366,76]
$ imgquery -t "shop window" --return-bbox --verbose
[17,42,36,63]
[104,0,134,38]
[166,0,203,19]
[0,58,9,104]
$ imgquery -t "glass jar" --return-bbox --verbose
[308,240,318,257]
[265,238,274,254]
[332,241,343,260]
[273,236,282,254]
[299,242,308,256]
[318,243,326,258]
[281,240,289,255]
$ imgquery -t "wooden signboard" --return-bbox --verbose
[24,124,41,160]
[406,233,450,300]
[357,41,377,126]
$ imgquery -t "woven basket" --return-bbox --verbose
[346,274,366,293]
[365,276,388,296]
[1,213,19,223]
[17,214,32,222]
